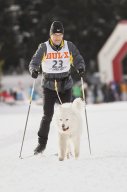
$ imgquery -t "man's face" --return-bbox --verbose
[50,33,63,45]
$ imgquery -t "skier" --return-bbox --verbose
[29,21,85,155]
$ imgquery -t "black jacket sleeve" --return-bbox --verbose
[29,43,47,75]
[67,41,85,71]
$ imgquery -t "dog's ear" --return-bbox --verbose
[72,98,84,110]
[73,97,82,103]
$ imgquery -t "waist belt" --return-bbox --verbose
[45,75,70,82]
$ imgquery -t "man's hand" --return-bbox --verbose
[31,70,38,79]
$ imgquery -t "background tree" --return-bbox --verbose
[0,0,127,76]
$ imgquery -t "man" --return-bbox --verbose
[29,21,85,155]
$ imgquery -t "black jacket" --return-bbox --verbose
[29,39,85,91]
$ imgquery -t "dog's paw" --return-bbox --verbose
[75,152,79,159]
[59,157,64,161]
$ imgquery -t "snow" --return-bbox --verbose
[1,101,127,192]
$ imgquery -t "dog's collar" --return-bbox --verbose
[63,127,69,131]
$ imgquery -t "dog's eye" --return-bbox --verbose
[60,119,62,121]
[66,119,69,121]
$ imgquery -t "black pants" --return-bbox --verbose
[38,88,72,143]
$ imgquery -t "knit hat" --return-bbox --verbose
[50,21,64,35]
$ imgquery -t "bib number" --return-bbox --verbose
[52,60,63,70]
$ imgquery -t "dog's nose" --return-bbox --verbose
[62,124,65,128]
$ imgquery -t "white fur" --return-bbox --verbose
[55,98,85,161]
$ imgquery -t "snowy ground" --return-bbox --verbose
[0,101,127,192]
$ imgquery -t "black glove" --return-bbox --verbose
[31,70,38,79]
[78,68,85,77]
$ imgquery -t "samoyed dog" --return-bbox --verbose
[55,98,85,161]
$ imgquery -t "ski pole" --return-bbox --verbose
[19,79,36,159]
[81,77,92,154]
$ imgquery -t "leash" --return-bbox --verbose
[55,80,63,105]
[54,53,73,104]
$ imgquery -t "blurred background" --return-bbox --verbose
[0,0,127,105]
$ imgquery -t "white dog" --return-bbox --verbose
[55,98,85,161]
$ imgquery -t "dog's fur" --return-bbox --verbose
[55,98,85,161]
